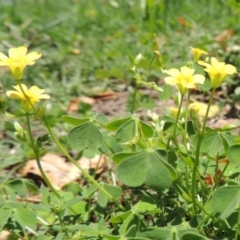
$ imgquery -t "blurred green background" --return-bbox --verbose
[1,0,240,173]
[0,0,240,104]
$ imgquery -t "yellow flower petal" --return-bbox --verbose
[193,74,205,84]
[9,46,28,58]
[0,46,42,80]
[0,53,8,62]
[164,68,180,77]
[198,57,236,88]
[225,64,237,74]
[6,84,50,111]
[190,47,208,61]
[180,66,195,75]
[164,76,178,85]
[6,91,22,99]
[25,52,42,62]
[164,66,205,94]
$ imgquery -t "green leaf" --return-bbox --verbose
[113,152,138,164]
[106,117,132,131]
[212,185,240,219]
[94,113,109,126]
[0,208,11,231]
[220,132,234,151]
[200,132,222,157]
[184,121,195,135]
[71,201,88,215]
[13,208,37,230]
[134,196,161,213]
[116,119,136,143]
[109,211,132,224]
[68,122,104,152]
[63,196,83,208]
[62,115,89,125]
[117,150,177,191]
[100,133,122,154]
[138,227,208,240]
[227,144,240,164]
[119,213,146,236]
[138,228,171,240]
[7,179,28,198]
[140,121,154,138]
[97,184,122,208]
[40,185,50,204]
[36,236,52,240]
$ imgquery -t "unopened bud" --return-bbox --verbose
[152,112,159,123]
[134,53,143,66]
[14,122,23,134]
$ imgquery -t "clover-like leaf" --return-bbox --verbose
[227,144,240,165]
[200,132,222,157]
[212,185,240,219]
[68,122,104,152]
[116,150,177,191]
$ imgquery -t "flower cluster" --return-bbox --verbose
[0,46,49,112]
[164,47,237,92]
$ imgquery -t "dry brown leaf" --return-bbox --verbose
[215,29,234,43]
[0,230,22,240]
[215,29,234,50]
[68,96,95,112]
[19,160,65,188]
[19,153,80,188]
[19,153,107,188]
[92,89,116,98]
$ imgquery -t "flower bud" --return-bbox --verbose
[14,122,23,134]
[134,53,143,66]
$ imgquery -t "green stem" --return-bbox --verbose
[42,116,125,211]
[131,83,138,113]
[184,90,191,148]
[25,114,61,199]
[166,92,183,149]
[183,90,191,190]
[18,82,61,199]
[234,199,240,240]
[191,88,216,215]
[172,93,184,140]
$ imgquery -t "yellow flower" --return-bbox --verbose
[190,101,220,118]
[0,46,41,80]
[190,47,208,61]
[163,66,205,94]
[6,84,50,112]
[198,57,236,88]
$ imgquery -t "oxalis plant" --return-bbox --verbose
[0,41,240,240]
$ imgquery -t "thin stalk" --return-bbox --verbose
[25,114,61,199]
[173,93,184,139]
[18,82,61,199]
[130,83,138,113]
[183,90,191,190]
[167,92,184,149]
[131,52,156,113]
[234,200,240,240]
[42,116,125,211]
[214,154,219,188]
[191,88,216,215]
[183,90,191,148]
